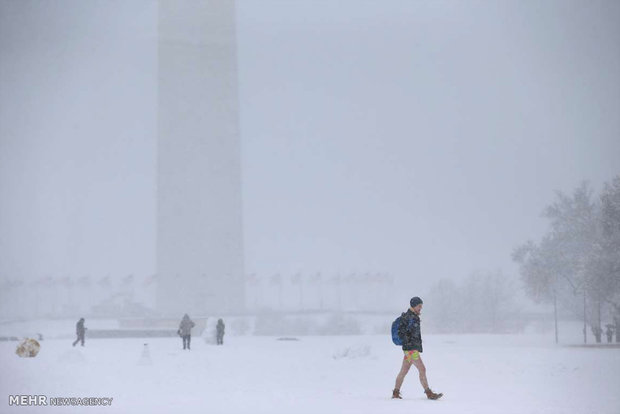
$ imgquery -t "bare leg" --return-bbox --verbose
[394,356,412,390]
[411,356,429,390]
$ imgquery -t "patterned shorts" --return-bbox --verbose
[404,350,420,363]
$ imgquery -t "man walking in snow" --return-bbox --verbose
[392,297,442,400]
[178,314,195,350]
[216,318,225,345]
[72,317,86,347]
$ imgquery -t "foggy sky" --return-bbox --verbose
[1,0,619,295]
[238,0,620,292]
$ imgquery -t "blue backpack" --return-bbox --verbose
[391,315,403,345]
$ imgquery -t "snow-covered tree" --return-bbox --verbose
[425,270,519,333]
[514,178,620,343]
[598,176,620,341]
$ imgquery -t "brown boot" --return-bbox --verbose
[392,389,402,399]
[424,388,443,400]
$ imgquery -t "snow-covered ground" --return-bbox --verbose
[2,326,619,414]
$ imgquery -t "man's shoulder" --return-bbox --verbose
[400,311,416,327]
[402,311,420,327]
[402,310,416,319]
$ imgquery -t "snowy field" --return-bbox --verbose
[2,329,619,414]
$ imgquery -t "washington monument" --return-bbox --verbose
[157,0,244,317]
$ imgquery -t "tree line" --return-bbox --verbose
[423,270,522,334]
[513,176,620,343]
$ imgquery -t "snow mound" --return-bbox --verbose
[57,349,87,364]
[332,344,371,360]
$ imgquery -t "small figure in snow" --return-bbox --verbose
[216,319,225,345]
[392,297,442,400]
[178,314,195,350]
[72,318,86,347]
[591,325,603,343]
[139,343,152,365]
[605,324,614,344]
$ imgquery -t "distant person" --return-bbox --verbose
[591,325,603,343]
[216,319,225,345]
[605,325,614,344]
[178,314,195,350]
[72,318,86,347]
[392,297,442,400]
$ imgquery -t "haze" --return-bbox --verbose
[1,0,619,302]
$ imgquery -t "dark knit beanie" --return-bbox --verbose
[410,296,423,307]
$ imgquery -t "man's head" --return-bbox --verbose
[409,296,423,314]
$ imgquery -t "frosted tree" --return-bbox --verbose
[514,179,620,343]
[598,176,620,341]
[426,278,460,333]
[425,270,519,333]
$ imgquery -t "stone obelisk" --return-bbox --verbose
[157,0,244,317]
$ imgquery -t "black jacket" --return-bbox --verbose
[398,309,423,352]
[76,319,86,336]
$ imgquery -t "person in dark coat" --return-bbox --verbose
[392,297,442,400]
[606,324,614,343]
[216,319,225,345]
[72,318,86,347]
[178,314,195,350]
